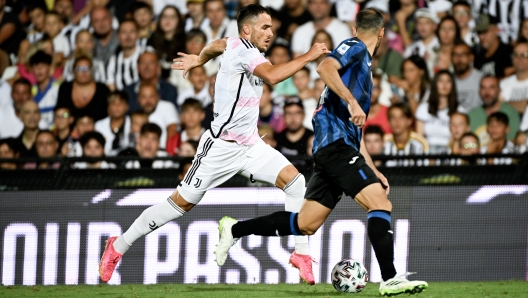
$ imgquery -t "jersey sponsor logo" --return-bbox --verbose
[337,43,351,55]
[349,156,359,164]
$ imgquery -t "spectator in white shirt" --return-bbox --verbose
[137,83,179,149]
[404,8,439,78]
[499,42,528,114]
[95,91,131,156]
[177,65,212,108]
[74,131,114,169]
[44,11,70,69]
[29,50,59,130]
[291,0,351,58]
[416,70,465,154]
[202,0,238,43]
[0,79,32,139]
[185,0,208,32]
[63,30,106,82]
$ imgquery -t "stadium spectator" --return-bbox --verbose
[365,73,391,134]
[0,138,20,170]
[517,19,528,44]
[29,50,59,129]
[129,111,149,148]
[482,112,515,164]
[366,0,403,53]
[131,2,155,47]
[125,51,178,113]
[118,123,173,169]
[55,0,74,24]
[458,132,482,165]
[202,0,238,43]
[178,140,199,157]
[468,75,520,146]
[43,11,70,68]
[95,91,131,156]
[452,1,479,47]
[292,68,317,130]
[0,79,32,139]
[435,16,462,72]
[305,29,333,82]
[363,125,384,167]
[169,28,207,93]
[0,0,25,66]
[514,131,526,154]
[291,0,351,58]
[137,83,179,149]
[15,35,61,86]
[487,0,528,44]
[166,98,205,156]
[474,15,514,78]
[277,0,313,42]
[63,30,106,82]
[313,77,325,101]
[268,44,297,96]
[449,112,471,154]
[257,123,277,148]
[56,53,110,122]
[394,0,419,48]
[373,35,404,88]
[258,83,285,133]
[177,66,212,108]
[149,0,188,18]
[74,131,114,169]
[400,55,430,114]
[185,0,207,32]
[416,70,463,154]
[452,41,483,111]
[24,130,60,169]
[52,106,74,155]
[91,7,119,65]
[384,103,429,167]
[16,99,41,158]
[18,3,47,62]
[275,97,314,157]
[499,42,528,115]
[147,5,186,79]
[65,114,96,157]
[107,19,144,91]
[404,8,439,78]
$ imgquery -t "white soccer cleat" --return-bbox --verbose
[379,272,428,296]
[214,216,239,266]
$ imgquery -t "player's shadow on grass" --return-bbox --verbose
[181,285,365,297]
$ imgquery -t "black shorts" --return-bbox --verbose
[305,139,380,209]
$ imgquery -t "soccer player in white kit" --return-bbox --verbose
[99,4,330,285]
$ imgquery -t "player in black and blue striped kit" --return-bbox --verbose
[216,8,428,296]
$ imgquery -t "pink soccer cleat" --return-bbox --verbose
[289,251,315,285]
[99,236,122,282]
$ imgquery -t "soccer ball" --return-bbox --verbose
[331,258,368,293]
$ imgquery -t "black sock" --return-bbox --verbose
[368,210,397,281]
[231,211,302,238]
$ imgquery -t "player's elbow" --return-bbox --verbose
[316,59,331,76]
[264,73,281,85]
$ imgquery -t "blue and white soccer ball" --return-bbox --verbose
[331,258,368,293]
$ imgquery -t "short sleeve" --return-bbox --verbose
[415,102,430,122]
[328,39,365,68]
[238,44,269,74]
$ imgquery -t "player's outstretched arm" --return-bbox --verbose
[359,137,390,195]
[253,43,330,85]
[172,37,229,77]
[317,57,367,128]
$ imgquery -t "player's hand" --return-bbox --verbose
[347,101,366,128]
[172,52,200,78]
[306,43,331,62]
[376,171,390,196]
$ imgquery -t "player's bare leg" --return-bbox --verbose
[354,184,428,296]
[99,191,193,282]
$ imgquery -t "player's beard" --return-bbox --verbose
[372,36,382,57]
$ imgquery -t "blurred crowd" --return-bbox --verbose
[0,0,527,171]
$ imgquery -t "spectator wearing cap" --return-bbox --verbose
[185,0,208,32]
[276,0,313,42]
[124,51,178,113]
[474,15,514,78]
[500,42,528,115]
[0,138,20,170]
[452,1,479,47]
[202,0,238,43]
[291,0,351,58]
[452,41,483,111]
[74,131,115,169]
[24,130,61,170]
[275,97,314,163]
[29,50,59,130]
[404,8,440,79]
[56,53,110,122]
[95,91,131,156]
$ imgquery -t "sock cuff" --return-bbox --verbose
[166,197,186,216]
[284,173,303,191]
[367,210,391,223]
[290,212,302,236]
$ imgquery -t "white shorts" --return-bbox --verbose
[177,130,292,204]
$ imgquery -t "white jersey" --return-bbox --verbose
[211,37,269,145]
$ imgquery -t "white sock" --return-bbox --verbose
[113,197,186,254]
[284,174,310,255]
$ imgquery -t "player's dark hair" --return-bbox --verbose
[140,123,162,139]
[355,8,384,34]
[29,50,53,66]
[108,90,130,104]
[0,138,20,154]
[80,131,106,149]
[428,70,458,117]
[182,98,204,113]
[237,4,270,33]
[388,102,413,119]
[487,111,509,126]
[451,112,470,125]
[364,125,384,138]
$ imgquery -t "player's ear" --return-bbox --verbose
[379,27,385,38]
[243,23,251,35]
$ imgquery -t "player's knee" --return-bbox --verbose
[298,220,321,235]
[170,191,195,212]
[372,199,392,213]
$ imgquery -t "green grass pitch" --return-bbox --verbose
[1,281,527,297]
